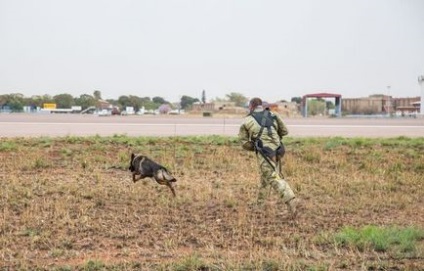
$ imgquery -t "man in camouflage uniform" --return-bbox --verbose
[238,97,300,218]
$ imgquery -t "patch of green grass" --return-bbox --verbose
[349,137,373,148]
[303,150,321,163]
[261,259,280,271]
[64,135,84,144]
[33,157,51,169]
[49,248,65,258]
[0,141,18,151]
[412,161,424,174]
[306,264,330,271]
[82,260,105,271]
[334,225,424,255]
[19,228,40,237]
[323,137,348,151]
[172,254,209,271]
[52,266,73,271]
[380,136,424,149]
[60,147,73,157]
[38,136,53,148]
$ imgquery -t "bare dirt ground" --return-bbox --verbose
[1,136,423,270]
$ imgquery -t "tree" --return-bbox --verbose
[326,100,335,110]
[54,93,75,108]
[93,90,102,100]
[139,97,157,110]
[307,99,326,116]
[8,99,23,112]
[128,95,145,111]
[291,97,302,104]
[27,94,54,109]
[106,99,118,106]
[1,94,25,112]
[225,92,248,107]
[158,104,172,114]
[117,95,151,111]
[74,94,96,110]
[143,100,158,110]
[152,96,167,104]
[41,94,54,104]
[28,95,45,108]
[117,95,130,109]
[0,95,8,106]
[180,95,199,109]
[3,94,25,112]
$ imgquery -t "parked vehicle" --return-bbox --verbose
[111,107,120,115]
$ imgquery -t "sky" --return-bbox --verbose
[1,0,424,103]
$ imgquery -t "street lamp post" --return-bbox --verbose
[387,85,391,116]
[419,76,424,116]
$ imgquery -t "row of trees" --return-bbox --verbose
[0,92,201,112]
[1,90,319,114]
[3,94,337,116]
[0,91,260,112]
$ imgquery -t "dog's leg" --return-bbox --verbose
[166,181,176,197]
[132,174,142,183]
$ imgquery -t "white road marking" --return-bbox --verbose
[0,122,423,128]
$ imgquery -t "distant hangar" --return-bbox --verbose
[301,92,342,117]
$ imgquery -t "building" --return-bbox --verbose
[266,101,300,117]
[191,102,215,112]
[191,101,246,114]
[342,95,420,115]
[301,93,342,117]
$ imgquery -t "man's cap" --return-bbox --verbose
[249,97,262,108]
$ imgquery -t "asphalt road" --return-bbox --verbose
[1,113,423,138]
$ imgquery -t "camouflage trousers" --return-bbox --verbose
[256,152,295,204]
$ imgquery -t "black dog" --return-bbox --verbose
[129,153,177,197]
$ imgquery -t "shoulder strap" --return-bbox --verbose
[251,109,278,138]
[252,110,278,171]
[257,110,269,139]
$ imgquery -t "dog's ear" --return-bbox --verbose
[131,153,135,161]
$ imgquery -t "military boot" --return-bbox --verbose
[286,198,300,219]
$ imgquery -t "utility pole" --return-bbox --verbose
[418,75,424,117]
[387,85,391,116]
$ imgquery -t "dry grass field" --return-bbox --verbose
[1,135,423,271]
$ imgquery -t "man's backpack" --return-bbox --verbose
[251,109,285,168]
[250,109,276,150]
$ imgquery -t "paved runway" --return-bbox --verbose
[0,113,423,138]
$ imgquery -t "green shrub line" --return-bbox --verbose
[1,135,423,151]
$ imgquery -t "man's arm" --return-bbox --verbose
[238,122,254,151]
[275,114,288,138]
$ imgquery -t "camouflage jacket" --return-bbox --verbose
[238,106,288,152]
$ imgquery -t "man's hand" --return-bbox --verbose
[242,141,255,151]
